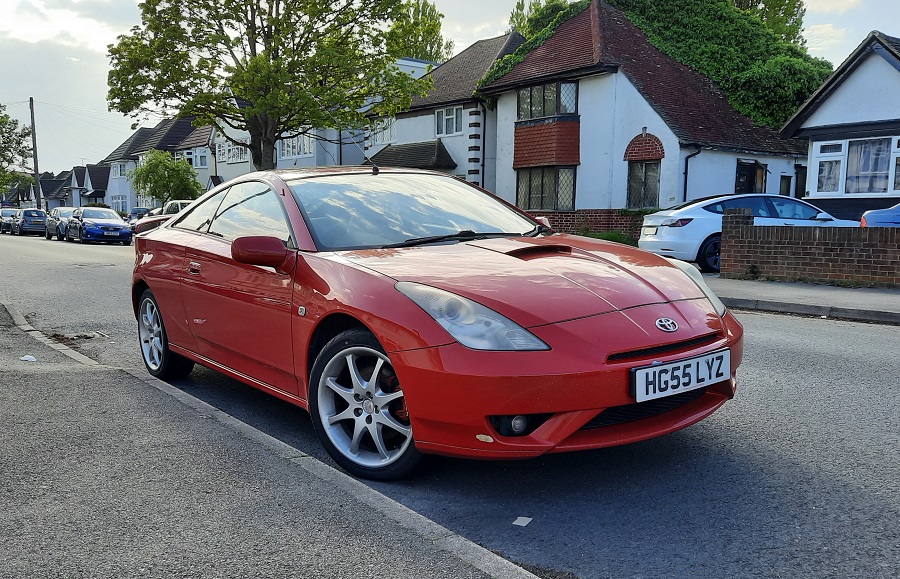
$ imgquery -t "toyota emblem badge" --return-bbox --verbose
[655,318,678,332]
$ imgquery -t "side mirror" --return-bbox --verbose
[232,236,290,268]
[814,212,833,221]
[536,216,552,228]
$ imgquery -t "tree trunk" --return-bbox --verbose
[249,135,277,171]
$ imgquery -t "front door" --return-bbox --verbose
[181,181,298,394]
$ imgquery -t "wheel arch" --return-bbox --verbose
[305,312,370,384]
[132,280,150,320]
[695,231,722,261]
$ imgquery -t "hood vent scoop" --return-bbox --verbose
[506,244,574,261]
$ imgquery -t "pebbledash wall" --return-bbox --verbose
[720,209,900,287]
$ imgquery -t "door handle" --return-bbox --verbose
[188,261,201,275]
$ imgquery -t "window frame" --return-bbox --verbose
[516,81,578,121]
[515,166,576,211]
[435,106,464,137]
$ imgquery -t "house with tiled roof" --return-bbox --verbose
[780,31,900,220]
[58,167,87,208]
[40,172,69,210]
[365,35,525,190]
[477,0,808,229]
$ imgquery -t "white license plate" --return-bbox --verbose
[103,231,119,236]
[642,226,658,236]
[32,220,44,224]
[632,349,730,403]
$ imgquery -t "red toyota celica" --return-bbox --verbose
[132,168,743,480]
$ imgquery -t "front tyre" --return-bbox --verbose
[309,328,420,480]
[697,234,721,273]
[137,289,194,380]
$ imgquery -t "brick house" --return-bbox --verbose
[478,0,808,233]
[780,31,900,220]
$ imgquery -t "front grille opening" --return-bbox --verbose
[607,334,719,363]
[580,387,707,430]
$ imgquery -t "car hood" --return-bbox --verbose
[339,234,707,327]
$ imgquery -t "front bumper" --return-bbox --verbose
[83,227,132,243]
[392,305,744,459]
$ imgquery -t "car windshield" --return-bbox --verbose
[83,209,121,220]
[287,173,537,250]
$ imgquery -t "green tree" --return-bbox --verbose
[129,149,203,205]
[386,0,454,62]
[508,0,540,33]
[0,104,33,190]
[609,0,831,127]
[522,0,569,37]
[735,0,806,47]
[108,0,431,171]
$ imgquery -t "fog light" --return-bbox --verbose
[510,415,528,435]
[489,413,551,437]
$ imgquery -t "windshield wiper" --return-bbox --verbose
[382,230,517,249]
[523,223,554,237]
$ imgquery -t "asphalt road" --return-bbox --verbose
[2,232,899,578]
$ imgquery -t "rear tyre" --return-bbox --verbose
[137,289,195,380]
[78,228,87,244]
[45,228,52,240]
[56,226,65,241]
[697,234,721,273]
[309,328,421,480]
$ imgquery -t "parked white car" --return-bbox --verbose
[638,194,859,272]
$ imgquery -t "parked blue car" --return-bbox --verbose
[11,209,48,236]
[861,203,900,227]
[66,207,133,245]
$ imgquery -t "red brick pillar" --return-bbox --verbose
[720,208,753,277]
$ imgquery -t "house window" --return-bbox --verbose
[279,133,315,159]
[517,82,577,120]
[227,140,249,164]
[817,160,841,192]
[627,161,660,209]
[516,167,575,211]
[195,151,208,168]
[845,138,890,193]
[216,142,227,163]
[435,107,463,137]
[111,164,120,179]
[819,143,842,154]
[176,150,194,167]
[111,195,127,213]
[370,117,396,145]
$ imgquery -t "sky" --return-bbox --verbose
[0,0,896,174]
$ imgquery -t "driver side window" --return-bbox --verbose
[208,181,293,246]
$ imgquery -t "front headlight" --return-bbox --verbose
[666,258,727,316]
[396,282,549,351]
[83,220,97,228]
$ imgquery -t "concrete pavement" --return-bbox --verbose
[0,301,536,579]
[705,275,900,325]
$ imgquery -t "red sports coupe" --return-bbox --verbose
[132,168,743,480]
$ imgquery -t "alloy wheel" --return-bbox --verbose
[138,297,164,372]
[317,346,412,470]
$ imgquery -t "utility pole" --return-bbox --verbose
[29,97,43,210]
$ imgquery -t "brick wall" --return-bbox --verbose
[528,209,646,238]
[513,118,580,168]
[721,208,900,287]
